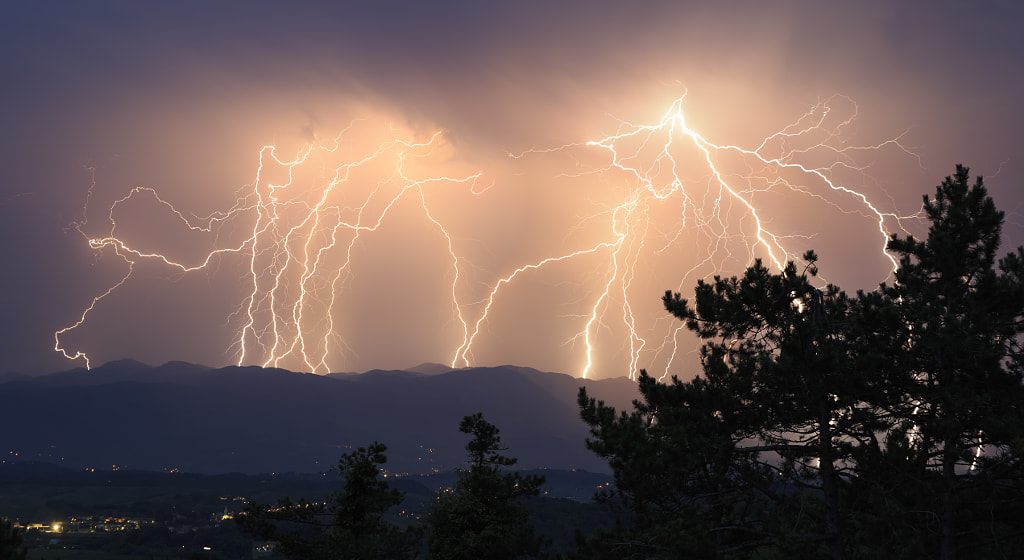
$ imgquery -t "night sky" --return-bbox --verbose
[2,1,1022,378]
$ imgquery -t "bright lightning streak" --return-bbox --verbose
[56,93,919,379]
[496,92,918,378]
[57,125,484,374]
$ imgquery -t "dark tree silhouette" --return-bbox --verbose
[665,252,864,559]
[868,165,1024,559]
[426,413,546,560]
[579,253,868,558]
[0,518,27,560]
[576,371,771,559]
[237,442,419,560]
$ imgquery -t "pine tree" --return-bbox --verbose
[237,442,419,560]
[872,165,1024,559]
[426,413,546,560]
[576,372,770,559]
[667,252,872,559]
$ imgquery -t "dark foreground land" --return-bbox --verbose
[1,462,615,559]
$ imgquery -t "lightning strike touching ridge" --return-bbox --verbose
[55,94,919,378]
[57,123,485,374]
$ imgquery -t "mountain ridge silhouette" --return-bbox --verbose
[1,360,639,475]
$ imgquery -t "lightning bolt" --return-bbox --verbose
[470,92,918,378]
[56,92,919,379]
[56,124,484,373]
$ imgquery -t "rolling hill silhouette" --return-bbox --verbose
[1,361,638,474]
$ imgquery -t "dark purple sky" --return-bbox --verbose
[2,1,1023,378]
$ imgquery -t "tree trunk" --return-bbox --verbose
[819,403,845,560]
[940,441,956,560]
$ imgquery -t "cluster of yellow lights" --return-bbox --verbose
[55,92,916,378]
